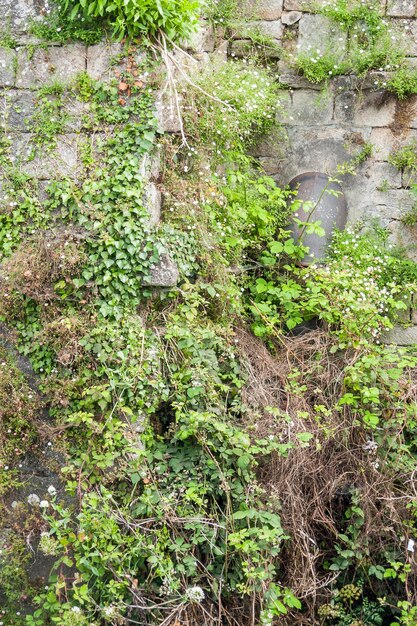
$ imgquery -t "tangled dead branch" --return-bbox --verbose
[237,327,417,624]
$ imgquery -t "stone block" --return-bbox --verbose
[280,89,333,125]
[0,89,35,130]
[0,47,16,87]
[270,126,372,187]
[143,183,161,226]
[401,95,417,128]
[155,92,181,133]
[16,44,86,89]
[146,252,179,287]
[297,14,347,56]
[390,19,417,55]
[278,69,323,89]
[335,91,397,127]
[86,42,127,81]
[246,0,283,20]
[251,125,290,157]
[139,148,161,181]
[284,0,309,9]
[282,10,302,24]
[243,20,284,39]
[185,21,215,52]
[370,127,417,160]
[63,96,90,132]
[258,155,288,175]
[381,325,417,345]
[387,0,416,16]
[388,220,417,260]
[353,91,397,127]
[334,90,356,123]
[230,39,281,57]
[344,163,404,222]
[0,0,49,35]
[10,133,79,178]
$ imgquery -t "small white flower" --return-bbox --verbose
[185,586,205,603]
[27,493,40,507]
[47,485,57,496]
[39,500,49,508]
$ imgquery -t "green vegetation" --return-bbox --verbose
[389,142,417,226]
[2,1,417,625]
[32,0,199,44]
[293,0,417,95]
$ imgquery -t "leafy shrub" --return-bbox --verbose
[183,60,281,157]
[248,225,414,345]
[58,0,200,42]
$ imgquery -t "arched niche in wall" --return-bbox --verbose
[288,172,348,265]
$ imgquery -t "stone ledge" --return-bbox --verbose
[381,325,417,345]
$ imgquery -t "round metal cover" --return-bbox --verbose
[288,172,347,265]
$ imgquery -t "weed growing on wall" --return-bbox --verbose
[293,0,415,94]
[389,142,417,225]
[33,0,200,44]
[182,59,281,159]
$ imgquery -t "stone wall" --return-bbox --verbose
[0,0,186,286]
[224,0,417,257]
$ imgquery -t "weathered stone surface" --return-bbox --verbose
[246,0,283,20]
[388,220,417,260]
[16,45,87,89]
[297,14,347,56]
[63,96,90,131]
[0,89,35,130]
[387,0,416,16]
[278,69,323,89]
[280,89,333,125]
[370,127,417,160]
[231,39,281,57]
[86,42,125,81]
[381,325,417,345]
[270,126,372,187]
[344,166,406,223]
[334,90,356,123]
[390,19,417,55]
[0,47,16,87]
[282,10,302,24]
[252,125,290,157]
[143,183,161,226]
[0,0,48,34]
[10,133,79,178]
[155,92,181,133]
[186,21,215,52]
[243,20,284,39]
[284,0,309,9]
[335,91,397,127]
[147,252,179,287]
[139,148,161,181]
[353,91,397,127]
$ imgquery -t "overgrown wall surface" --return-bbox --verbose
[0,0,179,598]
[0,1,181,283]
[226,0,417,254]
